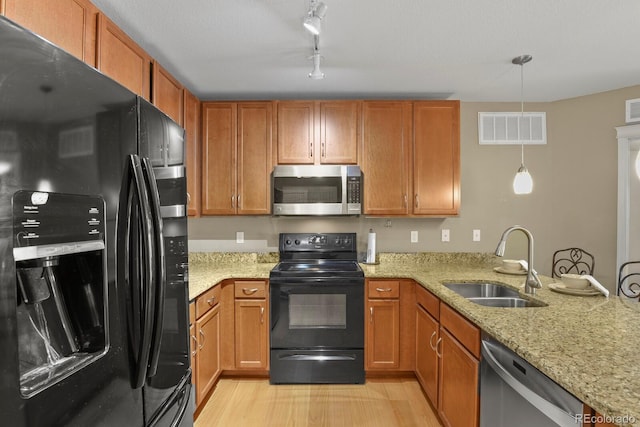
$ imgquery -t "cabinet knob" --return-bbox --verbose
[206,296,216,306]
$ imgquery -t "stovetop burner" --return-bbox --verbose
[270,233,363,279]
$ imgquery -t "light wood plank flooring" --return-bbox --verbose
[195,377,442,426]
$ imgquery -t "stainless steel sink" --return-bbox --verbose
[443,282,547,308]
[467,297,547,308]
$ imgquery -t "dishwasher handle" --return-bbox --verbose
[481,340,579,427]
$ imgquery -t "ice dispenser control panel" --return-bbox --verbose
[13,191,105,249]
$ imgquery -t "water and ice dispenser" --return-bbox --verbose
[13,191,107,397]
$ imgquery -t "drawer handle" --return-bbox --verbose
[429,331,437,351]
[242,288,259,295]
[206,296,216,306]
[375,287,393,292]
[198,329,205,350]
[191,335,198,356]
[435,337,442,359]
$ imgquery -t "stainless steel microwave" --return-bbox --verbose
[272,165,362,216]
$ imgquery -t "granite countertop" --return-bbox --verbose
[188,252,640,427]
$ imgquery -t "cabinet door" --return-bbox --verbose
[3,0,98,66]
[201,102,236,215]
[413,101,460,215]
[416,304,439,405]
[196,304,220,406]
[184,89,201,217]
[152,61,183,125]
[366,299,400,369]
[237,103,272,214]
[438,327,479,427]
[361,101,412,215]
[96,14,151,99]
[276,101,315,164]
[234,299,268,369]
[318,101,359,164]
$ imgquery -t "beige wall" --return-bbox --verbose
[188,85,640,291]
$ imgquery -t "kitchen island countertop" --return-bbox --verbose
[188,252,640,427]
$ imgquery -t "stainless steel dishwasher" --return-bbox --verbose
[480,333,583,427]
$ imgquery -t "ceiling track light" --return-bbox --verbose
[303,0,327,35]
[308,36,324,80]
[512,54,534,195]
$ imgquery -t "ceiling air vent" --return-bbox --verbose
[625,98,640,123]
[478,112,546,145]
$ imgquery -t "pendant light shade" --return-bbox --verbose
[513,164,533,194]
[512,54,533,195]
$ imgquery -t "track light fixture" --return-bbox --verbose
[308,36,324,80]
[303,0,327,35]
[512,54,534,195]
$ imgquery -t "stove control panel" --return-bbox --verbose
[280,233,357,252]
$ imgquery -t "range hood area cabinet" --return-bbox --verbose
[361,100,460,216]
[276,100,359,165]
[201,102,273,215]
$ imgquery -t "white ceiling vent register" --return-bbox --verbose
[478,112,547,145]
[625,98,640,123]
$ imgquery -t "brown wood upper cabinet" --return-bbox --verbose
[361,101,413,215]
[152,61,184,125]
[96,13,151,99]
[361,100,460,216]
[413,101,460,215]
[276,101,359,165]
[201,102,272,215]
[184,89,201,217]
[2,0,98,66]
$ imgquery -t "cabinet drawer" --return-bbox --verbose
[440,303,480,359]
[234,280,267,299]
[416,285,439,320]
[367,280,400,299]
[196,285,221,319]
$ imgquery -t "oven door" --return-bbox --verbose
[270,278,364,349]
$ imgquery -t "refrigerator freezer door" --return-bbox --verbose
[0,16,143,427]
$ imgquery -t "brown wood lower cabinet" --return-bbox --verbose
[365,279,416,372]
[415,284,480,427]
[193,285,221,408]
[233,280,269,370]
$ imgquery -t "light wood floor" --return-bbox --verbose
[195,377,442,427]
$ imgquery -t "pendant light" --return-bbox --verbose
[512,55,533,195]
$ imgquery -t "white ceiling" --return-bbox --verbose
[90,0,640,102]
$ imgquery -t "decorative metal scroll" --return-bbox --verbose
[618,261,640,301]
[551,247,595,278]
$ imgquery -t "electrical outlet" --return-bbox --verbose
[236,231,244,243]
[473,229,481,242]
[384,219,392,228]
[441,229,450,242]
[411,230,418,243]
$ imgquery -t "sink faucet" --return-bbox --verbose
[495,225,543,295]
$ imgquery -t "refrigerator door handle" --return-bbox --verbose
[128,154,157,389]
[141,157,166,379]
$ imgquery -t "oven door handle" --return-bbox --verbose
[277,353,358,361]
[481,340,579,426]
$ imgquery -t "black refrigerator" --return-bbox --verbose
[0,16,193,426]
